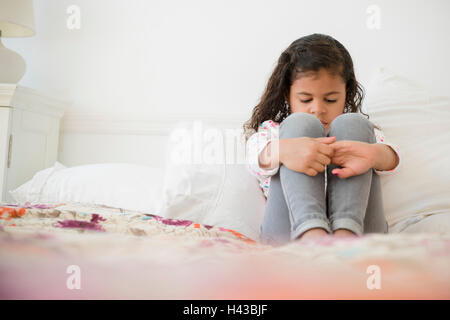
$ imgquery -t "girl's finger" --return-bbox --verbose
[316,153,331,166]
[306,168,319,177]
[310,161,326,173]
[318,144,334,157]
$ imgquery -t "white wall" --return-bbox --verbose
[3,0,450,167]
[6,0,450,113]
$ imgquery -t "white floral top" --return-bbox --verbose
[246,119,401,198]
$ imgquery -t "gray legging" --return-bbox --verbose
[260,112,388,246]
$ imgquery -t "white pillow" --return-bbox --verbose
[9,162,165,214]
[160,121,266,240]
[388,212,450,233]
[9,161,67,203]
[365,67,450,228]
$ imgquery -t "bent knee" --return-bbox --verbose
[330,112,371,129]
[279,113,324,138]
[328,112,375,141]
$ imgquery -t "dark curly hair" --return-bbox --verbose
[243,33,376,141]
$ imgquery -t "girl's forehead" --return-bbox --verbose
[292,69,345,88]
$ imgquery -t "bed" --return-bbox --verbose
[0,201,449,299]
[1,68,449,300]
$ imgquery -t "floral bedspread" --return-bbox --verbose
[0,202,449,299]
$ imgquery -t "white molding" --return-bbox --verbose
[0,83,17,106]
[61,111,249,136]
[11,86,68,118]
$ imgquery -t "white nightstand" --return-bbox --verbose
[0,85,67,203]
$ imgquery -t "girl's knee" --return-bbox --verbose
[328,112,375,141]
[280,112,324,138]
[329,112,372,130]
[282,112,320,126]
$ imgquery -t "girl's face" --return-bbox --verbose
[287,68,346,134]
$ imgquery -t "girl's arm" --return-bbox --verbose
[258,140,281,170]
[246,120,280,179]
[373,127,401,174]
[371,144,400,172]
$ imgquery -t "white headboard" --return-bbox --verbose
[59,111,249,169]
[2,85,250,201]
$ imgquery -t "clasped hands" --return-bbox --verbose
[278,136,377,179]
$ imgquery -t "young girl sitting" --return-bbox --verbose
[243,33,401,246]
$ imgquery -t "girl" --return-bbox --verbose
[243,34,401,246]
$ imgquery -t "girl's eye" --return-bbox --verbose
[300,99,337,103]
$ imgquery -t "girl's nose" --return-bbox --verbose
[310,103,326,115]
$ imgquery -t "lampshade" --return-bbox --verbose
[0,0,35,37]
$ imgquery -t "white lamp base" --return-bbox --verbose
[0,37,26,83]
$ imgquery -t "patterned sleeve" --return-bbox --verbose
[373,127,401,175]
[246,120,280,180]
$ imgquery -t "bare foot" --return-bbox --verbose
[333,229,358,238]
[296,228,329,242]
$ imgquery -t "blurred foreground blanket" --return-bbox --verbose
[0,202,449,299]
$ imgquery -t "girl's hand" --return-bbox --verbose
[279,136,335,176]
[330,140,376,179]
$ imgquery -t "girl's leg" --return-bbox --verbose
[259,113,332,246]
[259,170,292,246]
[326,113,388,235]
[363,169,389,234]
